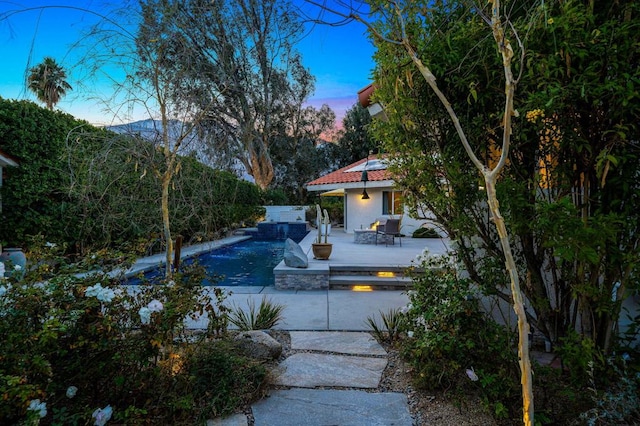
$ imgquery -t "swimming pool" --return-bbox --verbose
[126,238,292,286]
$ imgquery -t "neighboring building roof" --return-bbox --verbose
[0,149,19,168]
[357,83,376,108]
[306,154,394,191]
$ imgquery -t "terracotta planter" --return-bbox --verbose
[311,243,332,260]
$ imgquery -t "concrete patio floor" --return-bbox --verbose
[214,228,450,331]
[296,227,450,269]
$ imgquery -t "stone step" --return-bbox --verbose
[272,353,387,388]
[290,331,387,355]
[330,264,411,274]
[329,274,413,290]
[251,389,413,426]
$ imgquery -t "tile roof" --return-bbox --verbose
[306,154,391,187]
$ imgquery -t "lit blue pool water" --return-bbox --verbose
[126,239,292,286]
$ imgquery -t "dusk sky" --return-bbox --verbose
[0,0,376,127]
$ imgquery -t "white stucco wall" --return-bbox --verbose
[343,188,424,235]
[262,205,307,222]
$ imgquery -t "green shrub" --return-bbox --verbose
[401,251,521,422]
[0,99,264,253]
[580,356,640,425]
[555,330,605,386]
[412,227,441,238]
[228,297,285,331]
[183,340,268,421]
[262,188,290,205]
[0,241,266,424]
[367,308,407,345]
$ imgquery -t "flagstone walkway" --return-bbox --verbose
[209,331,413,426]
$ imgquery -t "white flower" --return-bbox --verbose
[166,280,175,287]
[139,307,152,325]
[85,283,103,297]
[14,264,22,271]
[97,288,115,303]
[147,299,163,312]
[0,286,7,297]
[66,386,78,398]
[400,302,412,314]
[92,405,113,426]
[85,284,115,303]
[45,242,56,248]
[466,368,479,382]
[28,399,47,418]
[407,331,414,338]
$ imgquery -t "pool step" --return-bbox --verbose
[328,265,415,290]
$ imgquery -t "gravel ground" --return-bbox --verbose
[379,343,497,425]
[259,331,497,426]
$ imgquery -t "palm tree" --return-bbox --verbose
[27,57,72,110]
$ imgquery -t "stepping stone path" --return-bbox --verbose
[210,331,413,426]
[252,388,412,426]
[254,331,413,426]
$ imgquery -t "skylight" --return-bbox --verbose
[345,159,387,173]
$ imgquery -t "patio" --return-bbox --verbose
[217,228,450,331]
[274,227,451,290]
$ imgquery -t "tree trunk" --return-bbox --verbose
[485,179,534,425]
[249,143,274,190]
[161,168,173,278]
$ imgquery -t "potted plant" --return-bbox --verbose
[311,204,332,260]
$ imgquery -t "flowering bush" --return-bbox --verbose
[401,250,521,422]
[0,240,265,424]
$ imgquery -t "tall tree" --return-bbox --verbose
[365,0,640,353]
[307,0,534,422]
[148,0,312,190]
[132,0,216,276]
[270,104,337,203]
[308,1,640,423]
[27,57,72,110]
[336,103,376,166]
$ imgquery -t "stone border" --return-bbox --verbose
[274,263,329,290]
[353,229,393,245]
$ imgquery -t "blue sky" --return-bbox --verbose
[0,0,375,127]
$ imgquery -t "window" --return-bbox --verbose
[382,191,403,215]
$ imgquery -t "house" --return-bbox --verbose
[0,149,19,213]
[305,154,425,236]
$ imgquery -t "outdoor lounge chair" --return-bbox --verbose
[376,218,401,246]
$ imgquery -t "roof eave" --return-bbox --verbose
[306,179,396,192]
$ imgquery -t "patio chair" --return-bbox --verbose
[376,218,402,246]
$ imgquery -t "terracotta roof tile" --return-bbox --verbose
[306,155,391,187]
